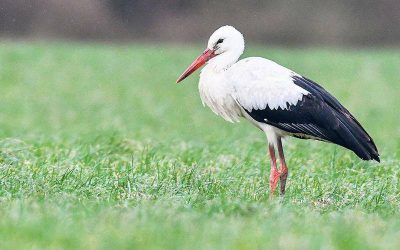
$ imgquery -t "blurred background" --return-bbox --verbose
[1,0,399,46]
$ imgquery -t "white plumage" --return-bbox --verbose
[198,26,309,128]
[199,62,242,123]
[229,58,309,111]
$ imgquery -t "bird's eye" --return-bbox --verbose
[216,38,224,44]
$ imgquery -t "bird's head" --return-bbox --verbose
[207,25,245,57]
[176,25,244,83]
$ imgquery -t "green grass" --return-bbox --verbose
[0,42,399,249]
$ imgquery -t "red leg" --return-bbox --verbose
[277,138,288,195]
[269,144,280,198]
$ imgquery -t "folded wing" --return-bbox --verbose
[229,58,380,161]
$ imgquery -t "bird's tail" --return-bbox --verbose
[334,113,380,162]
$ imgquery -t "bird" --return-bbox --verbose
[176,25,379,197]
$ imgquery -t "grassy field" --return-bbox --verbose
[0,42,399,249]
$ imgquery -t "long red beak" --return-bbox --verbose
[176,49,216,83]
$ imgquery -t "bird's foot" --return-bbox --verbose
[279,166,288,196]
[269,167,280,199]
[280,172,288,196]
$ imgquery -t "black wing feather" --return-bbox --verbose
[244,76,380,162]
[293,76,379,155]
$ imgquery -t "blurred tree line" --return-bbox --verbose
[0,0,399,46]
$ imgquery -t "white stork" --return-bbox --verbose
[176,25,379,196]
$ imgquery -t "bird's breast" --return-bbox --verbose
[198,68,242,123]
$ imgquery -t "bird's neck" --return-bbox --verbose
[205,51,241,72]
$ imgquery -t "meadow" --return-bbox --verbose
[0,42,399,249]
